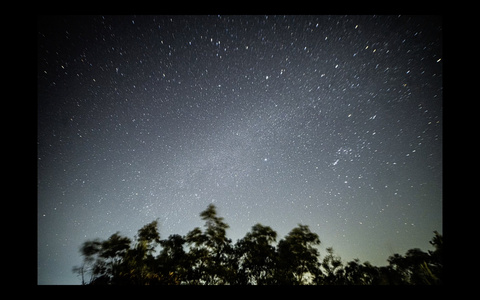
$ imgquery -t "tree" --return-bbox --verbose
[73,233,132,285]
[117,220,162,285]
[157,234,187,284]
[427,230,443,284]
[136,219,161,252]
[235,223,278,284]
[276,224,321,284]
[404,248,432,284]
[185,204,233,284]
[343,259,380,285]
[74,239,103,284]
[99,232,132,283]
[73,221,165,285]
[386,232,443,285]
[319,247,345,285]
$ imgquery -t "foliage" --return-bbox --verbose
[235,223,277,284]
[276,224,321,284]
[319,247,345,284]
[184,204,233,284]
[73,204,443,285]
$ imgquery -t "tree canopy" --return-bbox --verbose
[73,204,442,285]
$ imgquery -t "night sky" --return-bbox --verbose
[37,15,442,285]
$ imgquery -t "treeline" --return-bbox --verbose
[73,204,442,285]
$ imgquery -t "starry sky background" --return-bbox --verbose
[37,15,442,285]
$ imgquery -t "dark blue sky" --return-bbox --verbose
[38,15,442,284]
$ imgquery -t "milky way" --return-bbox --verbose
[38,15,442,284]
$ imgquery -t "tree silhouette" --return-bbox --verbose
[73,204,443,285]
[235,223,278,284]
[157,234,187,284]
[386,245,441,285]
[276,224,321,284]
[427,230,443,284]
[343,259,380,285]
[185,204,233,284]
[73,233,132,284]
[319,247,345,284]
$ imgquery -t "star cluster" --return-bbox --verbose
[38,15,442,284]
